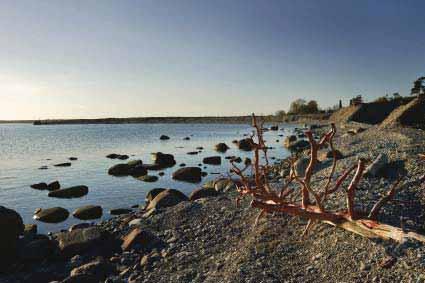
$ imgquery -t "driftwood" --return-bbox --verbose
[231,114,425,243]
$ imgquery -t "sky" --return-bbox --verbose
[0,0,424,120]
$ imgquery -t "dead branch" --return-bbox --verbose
[230,114,425,244]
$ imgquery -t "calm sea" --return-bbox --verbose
[0,123,293,233]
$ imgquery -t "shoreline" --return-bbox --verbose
[1,122,424,282]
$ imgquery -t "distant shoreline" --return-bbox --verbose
[31,116,256,125]
[0,113,330,125]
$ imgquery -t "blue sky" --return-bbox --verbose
[1,0,424,119]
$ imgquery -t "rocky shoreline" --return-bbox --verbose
[1,122,425,282]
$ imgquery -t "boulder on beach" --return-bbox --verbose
[47,180,61,191]
[365,153,389,177]
[24,224,37,236]
[159,135,170,140]
[215,178,237,192]
[68,258,115,282]
[121,228,164,252]
[73,205,103,220]
[189,187,219,201]
[325,149,344,160]
[34,207,69,223]
[146,189,188,210]
[18,238,55,261]
[31,182,48,190]
[172,167,202,183]
[56,227,115,258]
[203,156,221,165]
[0,206,24,270]
[214,143,229,153]
[54,162,72,167]
[48,185,89,198]
[145,188,167,203]
[237,138,254,151]
[69,223,92,232]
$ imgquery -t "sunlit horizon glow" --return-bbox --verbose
[1,0,424,120]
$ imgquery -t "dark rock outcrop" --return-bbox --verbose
[237,138,254,151]
[214,143,229,153]
[54,162,72,167]
[48,186,89,198]
[34,207,69,223]
[203,156,221,165]
[31,182,48,190]
[73,205,103,220]
[47,180,61,191]
[172,167,202,183]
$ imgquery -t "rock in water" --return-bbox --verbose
[48,185,89,198]
[287,140,310,152]
[0,206,24,271]
[30,182,48,190]
[137,175,158,182]
[54,162,72,167]
[47,180,61,191]
[146,189,188,210]
[34,207,69,223]
[237,138,254,151]
[365,153,389,177]
[151,152,176,168]
[202,156,221,165]
[159,135,170,140]
[73,205,103,220]
[189,188,219,201]
[214,143,229,153]
[172,167,202,183]
[108,164,131,176]
[110,208,132,215]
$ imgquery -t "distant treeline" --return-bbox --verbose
[32,116,256,125]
